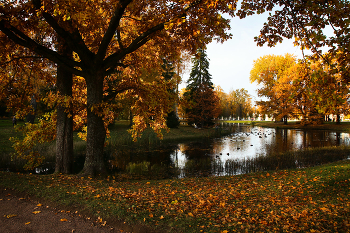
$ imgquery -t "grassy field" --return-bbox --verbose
[0,160,349,232]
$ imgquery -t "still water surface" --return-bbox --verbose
[172,124,350,167]
[115,123,350,178]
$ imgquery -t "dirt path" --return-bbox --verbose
[0,188,127,233]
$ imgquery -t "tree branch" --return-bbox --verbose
[102,22,165,72]
[95,0,133,64]
[102,0,203,72]
[32,0,94,68]
[281,0,330,64]
[0,55,44,66]
[0,20,84,76]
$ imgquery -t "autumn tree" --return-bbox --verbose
[227,88,253,120]
[1,0,237,176]
[214,86,254,120]
[238,0,350,124]
[288,55,350,125]
[310,54,350,124]
[250,54,296,124]
[215,85,230,119]
[161,58,180,128]
[238,0,350,99]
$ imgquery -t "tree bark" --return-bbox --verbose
[81,74,107,176]
[55,41,74,174]
[336,114,341,124]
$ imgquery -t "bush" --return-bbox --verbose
[126,161,150,176]
[166,111,180,128]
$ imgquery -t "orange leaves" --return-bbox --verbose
[1,160,349,232]
[3,214,17,218]
[127,77,173,141]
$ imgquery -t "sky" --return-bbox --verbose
[180,11,312,101]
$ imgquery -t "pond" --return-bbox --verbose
[111,123,350,178]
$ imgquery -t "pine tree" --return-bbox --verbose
[186,48,213,92]
[182,48,220,127]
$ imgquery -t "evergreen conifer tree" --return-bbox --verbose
[182,48,220,127]
[186,48,213,91]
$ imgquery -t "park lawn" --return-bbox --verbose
[0,118,26,154]
[1,159,349,232]
[251,120,350,131]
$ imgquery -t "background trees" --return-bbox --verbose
[290,55,350,124]
[228,88,253,120]
[161,58,180,128]
[239,0,350,124]
[250,53,350,124]
[215,86,254,120]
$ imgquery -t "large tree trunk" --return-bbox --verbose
[81,74,107,176]
[55,41,73,174]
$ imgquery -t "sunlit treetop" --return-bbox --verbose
[237,0,350,82]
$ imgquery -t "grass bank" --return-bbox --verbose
[108,121,232,147]
[244,120,350,131]
[1,160,349,232]
[0,119,232,172]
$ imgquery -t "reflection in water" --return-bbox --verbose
[113,124,350,178]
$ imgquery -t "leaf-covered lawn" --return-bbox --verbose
[1,160,349,232]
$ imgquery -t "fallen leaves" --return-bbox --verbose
[1,160,349,233]
[3,214,17,218]
[32,211,41,214]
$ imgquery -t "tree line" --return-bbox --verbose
[250,53,349,125]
